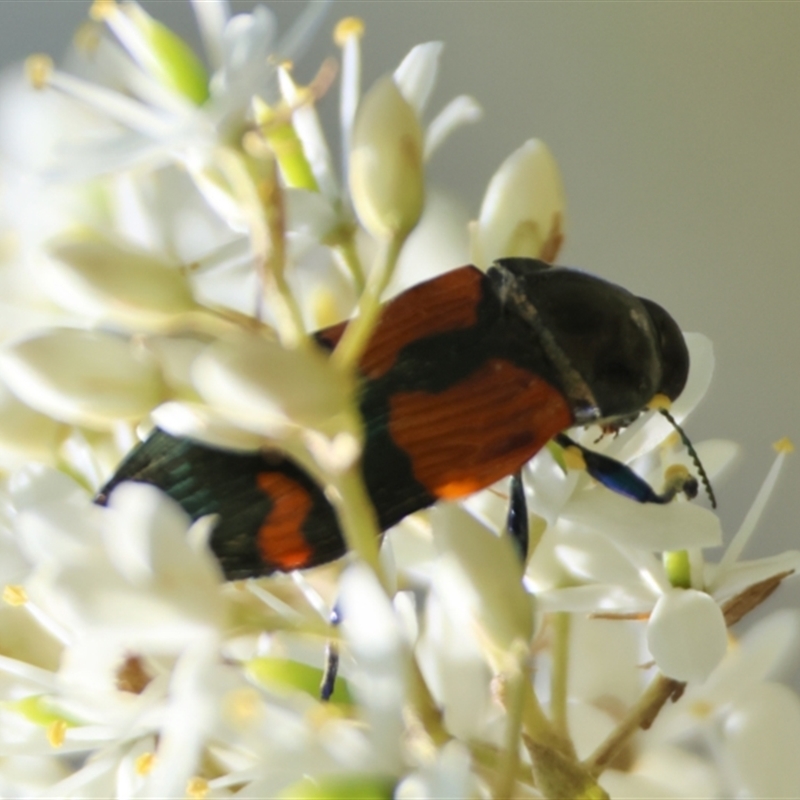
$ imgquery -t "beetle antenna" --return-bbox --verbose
[659,408,717,508]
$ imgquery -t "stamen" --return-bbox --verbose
[89,0,116,21]
[424,95,482,161]
[24,55,54,90]
[28,64,172,137]
[333,17,365,47]
[336,18,364,198]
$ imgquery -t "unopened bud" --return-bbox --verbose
[349,75,424,239]
[473,138,565,268]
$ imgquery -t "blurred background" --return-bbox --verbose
[1,2,799,632]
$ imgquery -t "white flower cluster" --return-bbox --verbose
[0,2,796,798]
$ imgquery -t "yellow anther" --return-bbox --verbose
[664,463,691,484]
[134,752,156,776]
[334,16,365,47]
[562,445,587,472]
[647,393,672,411]
[186,776,209,799]
[47,719,67,748]
[3,585,27,606]
[24,55,54,90]
[89,0,117,22]
[73,20,102,55]
[773,437,795,454]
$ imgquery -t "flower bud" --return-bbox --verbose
[349,75,424,239]
[0,329,163,430]
[473,138,565,268]
[189,333,362,473]
[44,234,197,329]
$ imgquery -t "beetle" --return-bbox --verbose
[97,257,701,580]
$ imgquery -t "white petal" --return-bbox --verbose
[192,333,358,440]
[339,564,407,772]
[151,400,265,451]
[560,488,722,550]
[568,616,645,708]
[697,609,800,710]
[535,583,654,614]
[555,532,644,584]
[393,42,443,115]
[0,329,164,430]
[601,745,721,799]
[608,333,714,464]
[430,503,533,652]
[525,446,580,526]
[0,379,64,467]
[708,551,800,600]
[9,463,89,513]
[723,682,800,799]
[415,582,493,740]
[191,0,230,70]
[424,95,482,161]
[714,444,792,583]
[44,235,197,328]
[646,589,727,682]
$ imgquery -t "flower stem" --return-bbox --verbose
[550,612,571,739]
[331,232,404,371]
[326,468,387,591]
[494,640,529,800]
[333,232,366,293]
[584,672,685,777]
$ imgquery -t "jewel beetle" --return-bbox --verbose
[97,257,702,580]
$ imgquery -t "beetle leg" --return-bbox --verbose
[505,469,529,562]
[555,434,697,504]
[320,602,341,702]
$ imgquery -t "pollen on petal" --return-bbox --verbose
[3,585,27,606]
[47,719,67,748]
[186,777,209,799]
[334,17,365,47]
[135,752,156,776]
[773,437,795,454]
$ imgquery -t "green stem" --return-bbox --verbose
[334,234,366,293]
[494,641,529,800]
[550,612,571,739]
[521,677,557,748]
[331,233,405,372]
[325,467,388,590]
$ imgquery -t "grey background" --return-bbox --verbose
[3,3,799,630]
